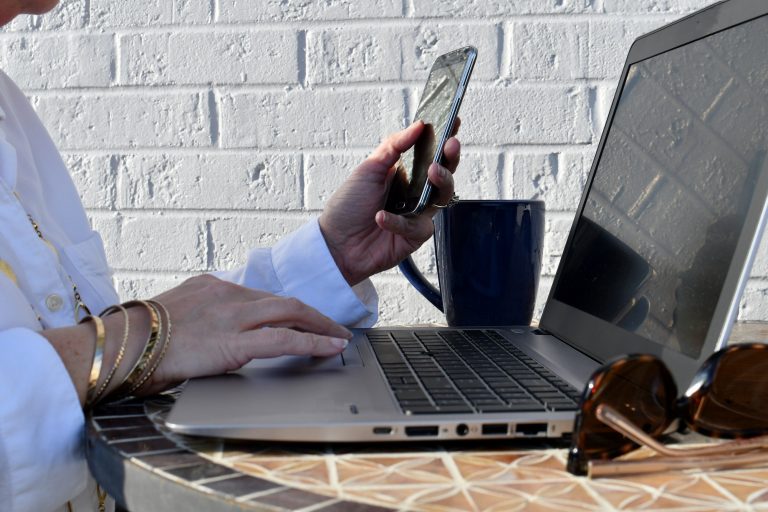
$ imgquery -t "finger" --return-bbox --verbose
[244,327,349,359]
[426,163,455,209]
[368,121,425,169]
[375,210,434,243]
[441,136,461,175]
[241,297,352,339]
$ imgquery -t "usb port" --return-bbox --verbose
[515,423,547,436]
[405,426,439,437]
[373,427,393,435]
[481,423,508,436]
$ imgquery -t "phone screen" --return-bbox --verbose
[385,47,476,215]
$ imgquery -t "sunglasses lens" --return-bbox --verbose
[688,345,768,436]
[567,356,677,475]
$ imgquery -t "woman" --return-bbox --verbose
[0,1,461,511]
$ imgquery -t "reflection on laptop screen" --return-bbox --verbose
[553,14,768,359]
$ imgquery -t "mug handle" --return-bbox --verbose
[398,256,444,312]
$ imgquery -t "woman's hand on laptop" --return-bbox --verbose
[318,120,461,287]
[131,275,352,395]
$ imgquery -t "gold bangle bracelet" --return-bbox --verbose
[87,304,130,406]
[80,315,106,399]
[129,300,172,394]
[112,300,161,398]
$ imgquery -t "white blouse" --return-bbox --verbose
[0,70,378,512]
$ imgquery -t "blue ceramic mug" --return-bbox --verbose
[398,200,545,326]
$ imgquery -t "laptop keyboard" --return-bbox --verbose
[367,329,581,415]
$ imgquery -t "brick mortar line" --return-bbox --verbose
[62,144,597,156]
[109,270,483,281]
[0,12,686,36]
[86,209,317,217]
[84,209,581,219]
[111,272,768,284]
[23,80,620,96]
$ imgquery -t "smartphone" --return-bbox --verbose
[385,46,477,216]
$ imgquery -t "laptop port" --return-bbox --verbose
[456,423,469,436]
[405,426,439,437]
[373,427,392,435]
[515,422,547,436]
[481,423,508,436]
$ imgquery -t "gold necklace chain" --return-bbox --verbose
[25,212,92,321]
[66,485,107,512]
[21,200,102,508]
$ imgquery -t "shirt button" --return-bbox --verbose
[46,294,64,312]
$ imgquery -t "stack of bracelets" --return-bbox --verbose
[79,300,172,408]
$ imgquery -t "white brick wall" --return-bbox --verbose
[6,0,764,327]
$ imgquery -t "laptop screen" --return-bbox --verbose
[551,13,768,360]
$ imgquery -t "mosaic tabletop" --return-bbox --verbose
[86,323,768,512]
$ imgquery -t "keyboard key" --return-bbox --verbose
[470,399,505,406]
[477,405,513,413]
[435,399,468,406]
[395,389,428,401]
[399,399,431,406]
[436,405,473,413]
[464,390,493,398]
[404,406,439,414]
[454,378,484,387]
[422,377,453,389]
[534,392,566,399]
[546,402,578,411]
[498,393,531,401]
[507,399,543,408]
[505,403,547,412]
[390,383,418,391]
[518,378,547,386]
[485,377,515,384]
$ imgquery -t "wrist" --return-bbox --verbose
[318,216,361,287]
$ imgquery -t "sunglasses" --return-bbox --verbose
[567,343,768,477]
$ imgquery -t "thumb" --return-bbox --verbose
[367,121,424,170]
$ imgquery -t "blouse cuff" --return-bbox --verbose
[271,218,378,327]
[0,328,87,511]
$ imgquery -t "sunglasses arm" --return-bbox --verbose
[588,404,768,477]
[595,404,768,458]
[588,450,768,477]
[595,404,680,457]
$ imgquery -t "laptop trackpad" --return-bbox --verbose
[243,344,363,370]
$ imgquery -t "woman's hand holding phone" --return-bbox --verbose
[318,120,461,287]
[384,46,476,216]
[317,46,473,286]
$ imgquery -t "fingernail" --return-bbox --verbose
[342,327,353,338]
[332,338,349,350]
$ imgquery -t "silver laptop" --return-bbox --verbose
[167,0,768,442]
